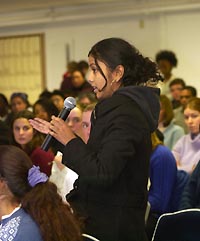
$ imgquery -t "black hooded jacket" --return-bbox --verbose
[63,86,160,241]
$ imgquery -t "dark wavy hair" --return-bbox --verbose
[156,50,178,67]
[0,145,82,241]
[33,98,59,121]
[88,38,162,86]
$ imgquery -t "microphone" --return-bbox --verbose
[41,97,76,151]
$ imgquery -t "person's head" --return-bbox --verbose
[10,92,30,114]
[33,98,59,121]
[51,90,65,111]
[0,145,32,206]
[155,50,178,78]
[39,89,52,99]
[0,145,82,241]
[88,38,161,100]
[12,110,43,153]
[12,111,34,149]
[184,97,200,135]
[169,78,185,101]
[180,86,197,108]
[66,106,83,135]
[78,60,89,77]
[71,70,86,88]
[67,61,78,75]
[159,95,174,127]
[82,103,96,143]
[77,92,97,108]
[0,93,9,116]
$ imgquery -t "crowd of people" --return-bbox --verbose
[0,38,199,241]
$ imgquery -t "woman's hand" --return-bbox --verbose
[54,152,65,171]
[29,118,50,134]
[49,116,76,145]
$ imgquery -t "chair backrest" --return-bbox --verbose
[82,233,100,241]
[145,201,151,224]
[152,209,200,241]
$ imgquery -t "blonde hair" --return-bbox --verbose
[151,131,163,150]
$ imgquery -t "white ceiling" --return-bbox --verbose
[0,0,126,13]
[1,0,200,13]
[0,0,200,28]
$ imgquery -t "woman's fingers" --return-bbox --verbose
[29,118,50,134]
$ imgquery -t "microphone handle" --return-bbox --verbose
[41,134,54,152]
[41,107,72,151]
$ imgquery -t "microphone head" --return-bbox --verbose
[64,97,76,109]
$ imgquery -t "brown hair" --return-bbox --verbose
[0,145,82,241]
[186,97,200,112]
[83,103,96,112]
[160,95,174,127]
[12,110,45,154]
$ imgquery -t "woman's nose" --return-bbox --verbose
[19,128,24,134]
[87,72,94,83]
[188,116,193,123]
[67,120,73,128]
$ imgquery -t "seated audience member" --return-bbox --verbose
[0,145,82,241]
[0,93,10,123]
[82,104,96,143]
[12,110,54,176]
[146,131,177,240]
[33,98,59,122]
[70,70,93,97]
[38,89,52,99]
[169,78,185,109]
[158,95,184,150]
[180,86,197,107]
[51,90,65,111]
[77,92,97,109]
[7,92,31,126]
[172,97,200,173]
[78,60,89,78]
[10,92,31,114]
[174,85,197,133]
[155,50,178,99]
[60,61,78,92]
[66,105,84,140]
[180,160,200,210]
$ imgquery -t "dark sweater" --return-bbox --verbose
[62,86,160,241]
[180,160,200,209]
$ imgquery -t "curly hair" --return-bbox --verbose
[156,50,178,67]
[0,145,82,241]
[88,38,162,87]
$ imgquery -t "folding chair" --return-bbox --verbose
[152,208,200,241]
[82,233,100,241]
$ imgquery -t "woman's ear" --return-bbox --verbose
[114,65,124,83]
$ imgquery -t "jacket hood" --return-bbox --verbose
[116,86,160,132]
